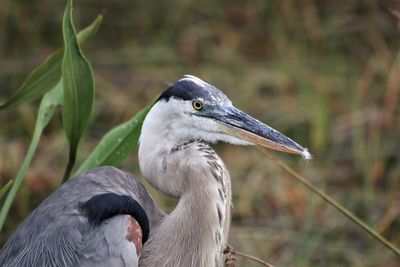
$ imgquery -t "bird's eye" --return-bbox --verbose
[192,100,203,111]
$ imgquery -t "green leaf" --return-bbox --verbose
[0,0,102,233]
[0,51,62,110]
[77,101,155,174]
[61,0,95,181]
[0,15,102,111]
[0,82,63,231]
[76,15,103,44]
[0,180,13,201]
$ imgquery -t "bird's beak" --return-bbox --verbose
[198,105,311,159]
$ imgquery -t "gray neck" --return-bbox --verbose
[139,134,231,266]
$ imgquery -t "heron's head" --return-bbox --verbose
[141,75,311,159]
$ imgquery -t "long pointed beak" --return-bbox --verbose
[198,105,312,159]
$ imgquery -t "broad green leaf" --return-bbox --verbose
[62,0,95,181]
[0,180,13,200]
[0,51,62,110]
[0,4,101,230]
[77,101,154,174]
[0,15,102,111]
[0,82,63,231]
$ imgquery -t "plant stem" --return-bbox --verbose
[257,147,400,257]
[231,250,275,267]
[0,180,13,200]
[62,148,76,183]
[0,127,43,231]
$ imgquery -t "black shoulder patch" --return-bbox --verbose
[80,193,150,244]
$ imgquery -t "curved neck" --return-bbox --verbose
[141,174,227,266]
[139,120,231,266]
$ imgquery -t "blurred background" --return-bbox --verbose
[0,0,399,266]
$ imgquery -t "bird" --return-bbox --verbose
[0,75,311,267]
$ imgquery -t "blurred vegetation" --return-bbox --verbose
[0,0,399,266]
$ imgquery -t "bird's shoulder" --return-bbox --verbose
[0,166,164,267]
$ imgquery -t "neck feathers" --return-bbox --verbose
[139,138,231,267]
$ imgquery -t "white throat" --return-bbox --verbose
[138,101,232,267]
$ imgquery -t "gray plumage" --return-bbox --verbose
[0,167,164,267]
[0,75,310,267]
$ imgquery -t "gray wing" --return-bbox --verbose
[78,215,142,267]
[0,167,165,267]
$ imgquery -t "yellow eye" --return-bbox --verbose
[192,100,203,111]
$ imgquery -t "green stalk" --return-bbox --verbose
[0,84,62,231]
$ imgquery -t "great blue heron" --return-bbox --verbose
[0,75,310,266]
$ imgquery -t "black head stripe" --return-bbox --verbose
[157,78,229,104]
[80,193,150,244]
[158,82,194,102]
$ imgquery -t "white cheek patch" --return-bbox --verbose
[153,99,194,119]
[142,97,253,146]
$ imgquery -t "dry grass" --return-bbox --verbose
[1,0,399,266]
